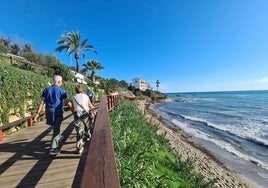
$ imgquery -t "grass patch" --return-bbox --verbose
[109,100,217,188]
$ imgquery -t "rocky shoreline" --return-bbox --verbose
[136,99,263,188]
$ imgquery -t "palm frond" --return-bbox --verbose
[55,30,97,72]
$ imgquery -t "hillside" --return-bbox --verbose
[0,63,93,125]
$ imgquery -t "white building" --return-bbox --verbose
[131,78,152,91]
[70,70,87,84]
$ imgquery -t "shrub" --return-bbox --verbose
[109,100,216,188]
[0,63,90,125]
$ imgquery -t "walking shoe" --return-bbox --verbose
[49,148,61,155]
[76,140,84,154]
[58,135,64,143]
[78,147,84,154]
[76,140,84,148]
[84,133,91,141]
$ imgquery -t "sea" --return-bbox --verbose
[150,90,268,187]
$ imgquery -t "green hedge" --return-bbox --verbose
[0,63,91,125]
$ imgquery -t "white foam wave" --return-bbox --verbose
[174,97,197,103]
[171,118,268,171]
[171,119,220,143]
[211,139,268,171]
[181,115,268,146]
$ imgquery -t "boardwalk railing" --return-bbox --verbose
[81,94,122,188]
[0,112,45,142]
[1,94,125,187]
[107,94,122,111]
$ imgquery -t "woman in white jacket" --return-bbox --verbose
[72,85,95,154]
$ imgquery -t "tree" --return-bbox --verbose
[49,62,72,81]
[119,80,129,88]
[0,37,11,48]
[82,60,104,83]
[23,44,33,53]
[99,78,118,95]
[156,80,160,91]
[55,30,97,73]
[99,79,111,95]
[10,43,21,55]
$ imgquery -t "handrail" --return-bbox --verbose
[106,94,122,111]
[1,94,126,187]
[0,112,45,142]
[81,95,121,188]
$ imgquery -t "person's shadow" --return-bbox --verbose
[0,114,89,187]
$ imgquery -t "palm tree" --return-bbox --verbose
[82,60,104,83]
[156,80,160,91]
[99,78,115,95]
[55,30,97,73]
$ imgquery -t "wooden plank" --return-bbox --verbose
[0,96,121,188]
[0,111,87,188]
[0,113,45,131]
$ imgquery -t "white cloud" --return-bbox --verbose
[257,78,268,82]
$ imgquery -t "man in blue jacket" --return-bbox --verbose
[34,75,72,155]
[87,87,94,103]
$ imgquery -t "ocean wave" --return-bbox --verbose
[179,114,268,147]
[211,138,268,171]
[162,91,268,177]
[174,97,197,103]
[153,104,268,148]
[169,118,268,171]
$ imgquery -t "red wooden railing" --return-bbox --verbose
[106,94,122,111]
[0,94,123,142]
[1,94,126,187]
[0,113,45,142]
[81,94,122,188]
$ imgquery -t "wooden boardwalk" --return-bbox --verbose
[0,111,89,188]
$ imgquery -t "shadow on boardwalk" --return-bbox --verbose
[0,111,89,188]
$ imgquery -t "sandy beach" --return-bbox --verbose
[136,99,263,188]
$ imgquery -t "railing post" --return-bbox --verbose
[106,94,122,111]
[112,95,115,107]
[110,95,113,110]
[27,117,33,127]
[107,95,110,111]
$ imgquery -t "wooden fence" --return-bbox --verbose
[1,94,123,187]
[81,94,122,188]
[0,112,45,142]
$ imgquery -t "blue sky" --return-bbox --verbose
[1,0,268,93]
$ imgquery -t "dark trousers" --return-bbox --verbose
[51,113,63,149]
